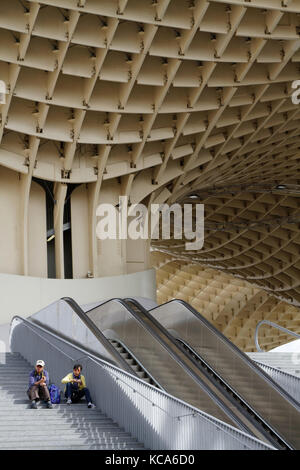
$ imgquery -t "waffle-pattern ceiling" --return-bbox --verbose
[152,188,300,306]
[152,252,300,351]
[0,0,300,345]
[1,1,299,190]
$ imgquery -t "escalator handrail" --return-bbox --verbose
[66,296,271,435]
[121,298,260,436]
[123,299,293,449]
[75,297,164,388]
[80,296,255,434]
[39,297,137,376]
[11,314,159,385]
[149,299,300,412]
[255,320,300,352]
[176,336,265,408]
[177,335,300,413]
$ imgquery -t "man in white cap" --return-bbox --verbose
[27,360,52,409]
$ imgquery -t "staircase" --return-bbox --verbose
[247,352,300,378]
[0,353,144,450]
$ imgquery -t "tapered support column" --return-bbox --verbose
[54,183,68,279]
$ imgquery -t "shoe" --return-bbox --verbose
[31,401,37,409]
[66,398,72,405]
[46,401,53,409]
[87,402,95,409]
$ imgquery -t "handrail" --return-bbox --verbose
[122,299,261,437]
[123,298,291,449]
[146,298,300,449]
[150,299,300,407]
[255,320,300,352]
[10,316,127,371]
[61,297,136,374]
[10,315,274,450]
[63,297,168,386]
[36,295,255,424]
[176,337,270,412]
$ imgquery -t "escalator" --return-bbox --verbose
[144,299,300,450]
[32,297,247,434]
[30,296,300,449]
[9,312,274,451]
[84,298,250,433]
[84,298,291,448]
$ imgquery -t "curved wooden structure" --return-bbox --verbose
[0,0,299,348]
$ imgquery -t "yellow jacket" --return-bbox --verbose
[61,373,86,390]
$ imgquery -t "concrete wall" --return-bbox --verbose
[0,168,47,278]
[0,169,152,281]
[71,181,151,279]
[0,268,156,324]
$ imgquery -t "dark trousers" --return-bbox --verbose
[27,384,50,402]
[65,382,92,403]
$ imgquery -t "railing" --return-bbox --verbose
[9,316,274,451]
[146,298,300,449]
[255,320,300,352]
[28,297,141,376]
[254,361,300,405]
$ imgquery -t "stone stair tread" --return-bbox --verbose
[0,353,144,450]
[0,429,131,436]
[0,445,144,450]
[0,434,138,443]
[247,352,300,378]
[1,424,123,431]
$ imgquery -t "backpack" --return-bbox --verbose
[48,384,61,404]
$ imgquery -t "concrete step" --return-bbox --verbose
[0,353,145,450]
[0,408,105,415]
[0,410,102,416]
[0,428,131,437]
[0,444,145,450]
[0,423,124,432]
[0,384,36,387]
[0,416,117,424]
[247,352,300,378]
[0,376,30,379]
[0,440,144,450]
[0,433,139,443]
[0,361,29,365]
[0,382,36,385]
[0,398,85,404]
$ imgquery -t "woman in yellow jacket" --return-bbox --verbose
[61,363,95,408]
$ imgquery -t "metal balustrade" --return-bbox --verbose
[9,315,274,450]
[254,362,300,406]
[255,320,300,353]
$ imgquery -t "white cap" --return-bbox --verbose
[36,360,45,367]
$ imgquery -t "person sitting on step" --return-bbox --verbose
[27,359,53,409]
[61,363,95,408]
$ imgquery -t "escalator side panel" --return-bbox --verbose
[149,300,300,450]
[86,299,239,428]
